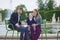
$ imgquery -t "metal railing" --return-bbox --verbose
[41,23,60,40]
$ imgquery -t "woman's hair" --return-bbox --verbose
[34,9,40,22]
[34,9,38,13]
[34,9,38,17]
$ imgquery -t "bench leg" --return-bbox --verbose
[45,32,47,40]
[41,34,43,40]
[5,31,8,40]
[57,33,58,40]
[17,32,19,40]
[12,30,14,40]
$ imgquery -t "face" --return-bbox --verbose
[29,13,33,18]
[32,10,38,16]
[17,9,22,14]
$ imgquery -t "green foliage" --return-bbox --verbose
[20,11,26,21]
[0,9,8,21]
[37,0,60,21]
[38,0,45,10]
[47,0,55,10]
[42,26,52,34]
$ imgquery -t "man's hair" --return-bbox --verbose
[34,9,38,15]
[17,7,23,10]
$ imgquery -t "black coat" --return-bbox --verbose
[27,17,36,26]
[9,12,21,30]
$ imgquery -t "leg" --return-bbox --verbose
[17,31,19,40]
[17,26,26,40]
[18,26,30,40]
[35,25,41,40]
[25,27,31,40]
[30,26,35,40]
[30,25,41,40]
[20,31,24,40]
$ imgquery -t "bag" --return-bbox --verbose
[8,24,13,30]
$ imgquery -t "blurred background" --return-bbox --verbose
[0,0,60,40]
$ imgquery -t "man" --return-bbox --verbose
[10,7,30,40]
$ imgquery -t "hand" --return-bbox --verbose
[32,24,38,27]
[28,27,30,31]
[15,23,20,28]
[35,24,38,26]
[32,24,36,27]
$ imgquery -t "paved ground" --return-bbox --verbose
[0,34,60,40]
[0,39,60,40]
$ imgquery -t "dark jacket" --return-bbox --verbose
[27,17,36,26]
[9,12,21,30]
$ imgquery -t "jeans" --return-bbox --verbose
[17,26,30,40]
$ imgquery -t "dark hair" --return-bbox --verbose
[18,7,23,10]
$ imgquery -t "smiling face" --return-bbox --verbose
[32,9,38,16]
[29,13,33,19]
[17,7,23,14]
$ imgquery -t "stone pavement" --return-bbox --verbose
[0,39,60,40]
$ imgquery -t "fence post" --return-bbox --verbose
[45,19,47,40]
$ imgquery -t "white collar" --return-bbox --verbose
[29,18,32,21]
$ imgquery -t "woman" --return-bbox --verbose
[30,9,42,40]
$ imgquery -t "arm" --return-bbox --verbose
[10,13,17,25]
[26,17,29,25]
[10,13,20,27]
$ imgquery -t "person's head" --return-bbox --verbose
[29,13,33,19]
[17,7,23,14]
[32,9,38,16]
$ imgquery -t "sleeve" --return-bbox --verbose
[26,17,29,24]
[10,13,17,25]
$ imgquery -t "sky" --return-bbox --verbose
[0,0,60,11]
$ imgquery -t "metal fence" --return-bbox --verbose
[40,23,60,40]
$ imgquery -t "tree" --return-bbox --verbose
[0,9,8,21]
[55,6,60,20]
[47,0,55,10]
[38,0,45,10]
[38,0,46,19]
[37,0,56,21]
